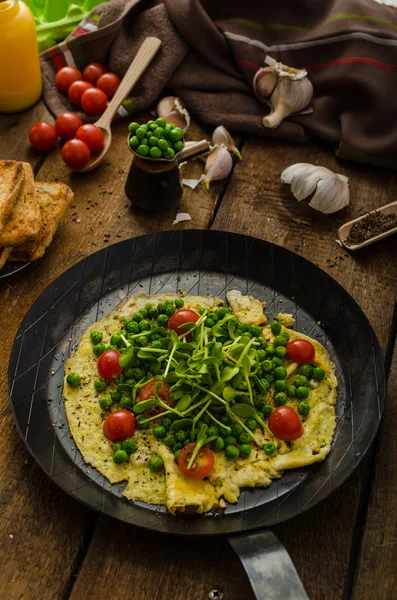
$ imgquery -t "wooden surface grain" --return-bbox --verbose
[0,104,396,600]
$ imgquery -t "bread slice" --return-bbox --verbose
[0,161,24,233]
[10,182,74,262]
[0,247,12,271]
[0,162,41,247]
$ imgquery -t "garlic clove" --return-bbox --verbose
[164,109,190,131]
[212,126,241,160]
[202,145,233,189]
[157,96,177,117]
[281,163,349,214]
[263,76,313,129]
[253,67,278,102]
[157,96,191,132]
[265,55,307,81]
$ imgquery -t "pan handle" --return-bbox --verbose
[228,530,309,600]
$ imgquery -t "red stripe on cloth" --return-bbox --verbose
[73,27,87,37]
[237,59,260,71]
[53,55,65,71]
[305,57,397,72]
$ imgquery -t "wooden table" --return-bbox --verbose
[0,100,396,600]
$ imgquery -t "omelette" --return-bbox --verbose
[64,291,337,515]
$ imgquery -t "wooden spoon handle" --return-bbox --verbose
[96,37,162,129]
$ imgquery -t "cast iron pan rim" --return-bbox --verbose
[8,229,386,536]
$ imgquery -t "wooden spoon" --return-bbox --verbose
[77,37,162,172]
[338,200,397,250]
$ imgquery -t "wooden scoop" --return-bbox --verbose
[77,37,162,173]
[338,200,397,250]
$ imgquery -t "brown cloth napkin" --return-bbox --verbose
[41,0,397,168]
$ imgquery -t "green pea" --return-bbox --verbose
[256,411,264,420]
[287,385,296,398]
[211,437,225,452]
[128,122,140,134]
[175,430,187,443]
[139,319,151,331]
[263,360,273,373]
[266,345,274,357]
[272,357,283,367]
[173,141,184,153]
[294,375,308,387]
[257,349,267,362]
[140,308,149,318]
[90,330,103,344]
[146,120,156,128]
[156,117,166,128]
[296,386,309,400]
[231,423,243,437]
[164,148,175,160]
[141,137,149,147]
[94,378,107,392]
[125,379,135,387]
[120,396,133,409]
[274,392,288,406]
[136,127,147,140]
[241,333,252,341]
[258,336,267,348]
[158,138,169,151]
[250,325,262,337]
[99,396,113,411]
[114,375,125,385]
[299,364,313,379]
[149,146,162,158]
[262,404,273,417]
[123,367,135,379]
[111,390,122,403]
[265,373,275,383]
[150,340,161,348]
[136,335,148,347]
[112,442,121,453]
[137,145,149,157]
[121,439,137,454]
[153,127,164,138]
[264,442,276,456]
[93,343,106,357]
[239,444,252,459]
[239,432,252,444]
[274,366,287,380]
[313,367,325,381]
[110,333,122,347]
[132,368,145,380]
[149,455,164,472]
[149,122,158,131]
[298,401,310,416]
[129,135,139,149]
[225,445,239,460]
[136,415,149,429]
[275,346,287,359]
[207,425,219,438]
[257,366,264,378]
[66,372,81,387]
[162,418,172,431]
[184,436,192,445]
[157,314,169,327]
[274,380,288,393]
[271,321,282,335]
[217,306,229,318]
[274,334,289,347]
[113,450,128,464]
[246,418,258,431]
[224,435,237,446]
[169,127,183,143]
[174,449,181,463]
[153,425,167,439]
[149,136,159,147]
[206,318,215,328]
[259,379,270,394]
[148,308,158,319]
[164,435,176,448]
[126,321,139,334]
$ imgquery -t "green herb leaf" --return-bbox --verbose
[231,404,256,418]
[175,394,193,412]
[221,366,240,382]
[119,346,136,369]
[133,399,157,414]
[117,383,135,393]
[170,418,193,431]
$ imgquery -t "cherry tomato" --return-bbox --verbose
[75,124,104,153]
[178,443,215,479]
[268,406,304,441]
[103,409,136,442]
[55,66,83,94]
[28,122,58,151]
[96,72,121,99]
[81,88,108,115]
[68,80,93,108]
[62,139,91,169]
[55,112,83,140]
[97,349,122,382]
[286,339,315,364]
[168,309,199,336]
[83,62,107,85]
[138,380,173,417]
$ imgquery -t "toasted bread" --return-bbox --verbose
[0,163,41,247]
[0,247,12,271]
[10,182,74,262]
[0,161,24,233]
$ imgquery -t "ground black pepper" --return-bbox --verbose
[346,210,397,245]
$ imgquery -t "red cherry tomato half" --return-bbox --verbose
[62,139,91,170]
[138,380,173,417]
[83,62,107,85]
[81,88,108,116]
[55,66,83,94]
[178,443,215,479]
[97,349,122,382]
[168,309,199,336]
[103,409,136,442]
[96,72,121,99]
[268,406,304,441]
[28,122,58,151]
[68,80,93,108]
[286,339,315,364]
[55,112,83,140]
[75,124,104,153]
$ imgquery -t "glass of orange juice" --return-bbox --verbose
[0,0,42,112]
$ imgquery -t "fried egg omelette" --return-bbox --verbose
[64,291,337,515]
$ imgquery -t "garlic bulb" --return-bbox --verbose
[157,96,190,132]
[202,146,233,189]
[253,66,278,102]
[212,126,241,160]
[262,55,313,129]
[281,163,349,214]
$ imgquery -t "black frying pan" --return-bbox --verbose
[9,230,385,599]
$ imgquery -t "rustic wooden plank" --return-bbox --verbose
[352,335,397,600]
[212,137,397,600]
[0,115,228,600]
